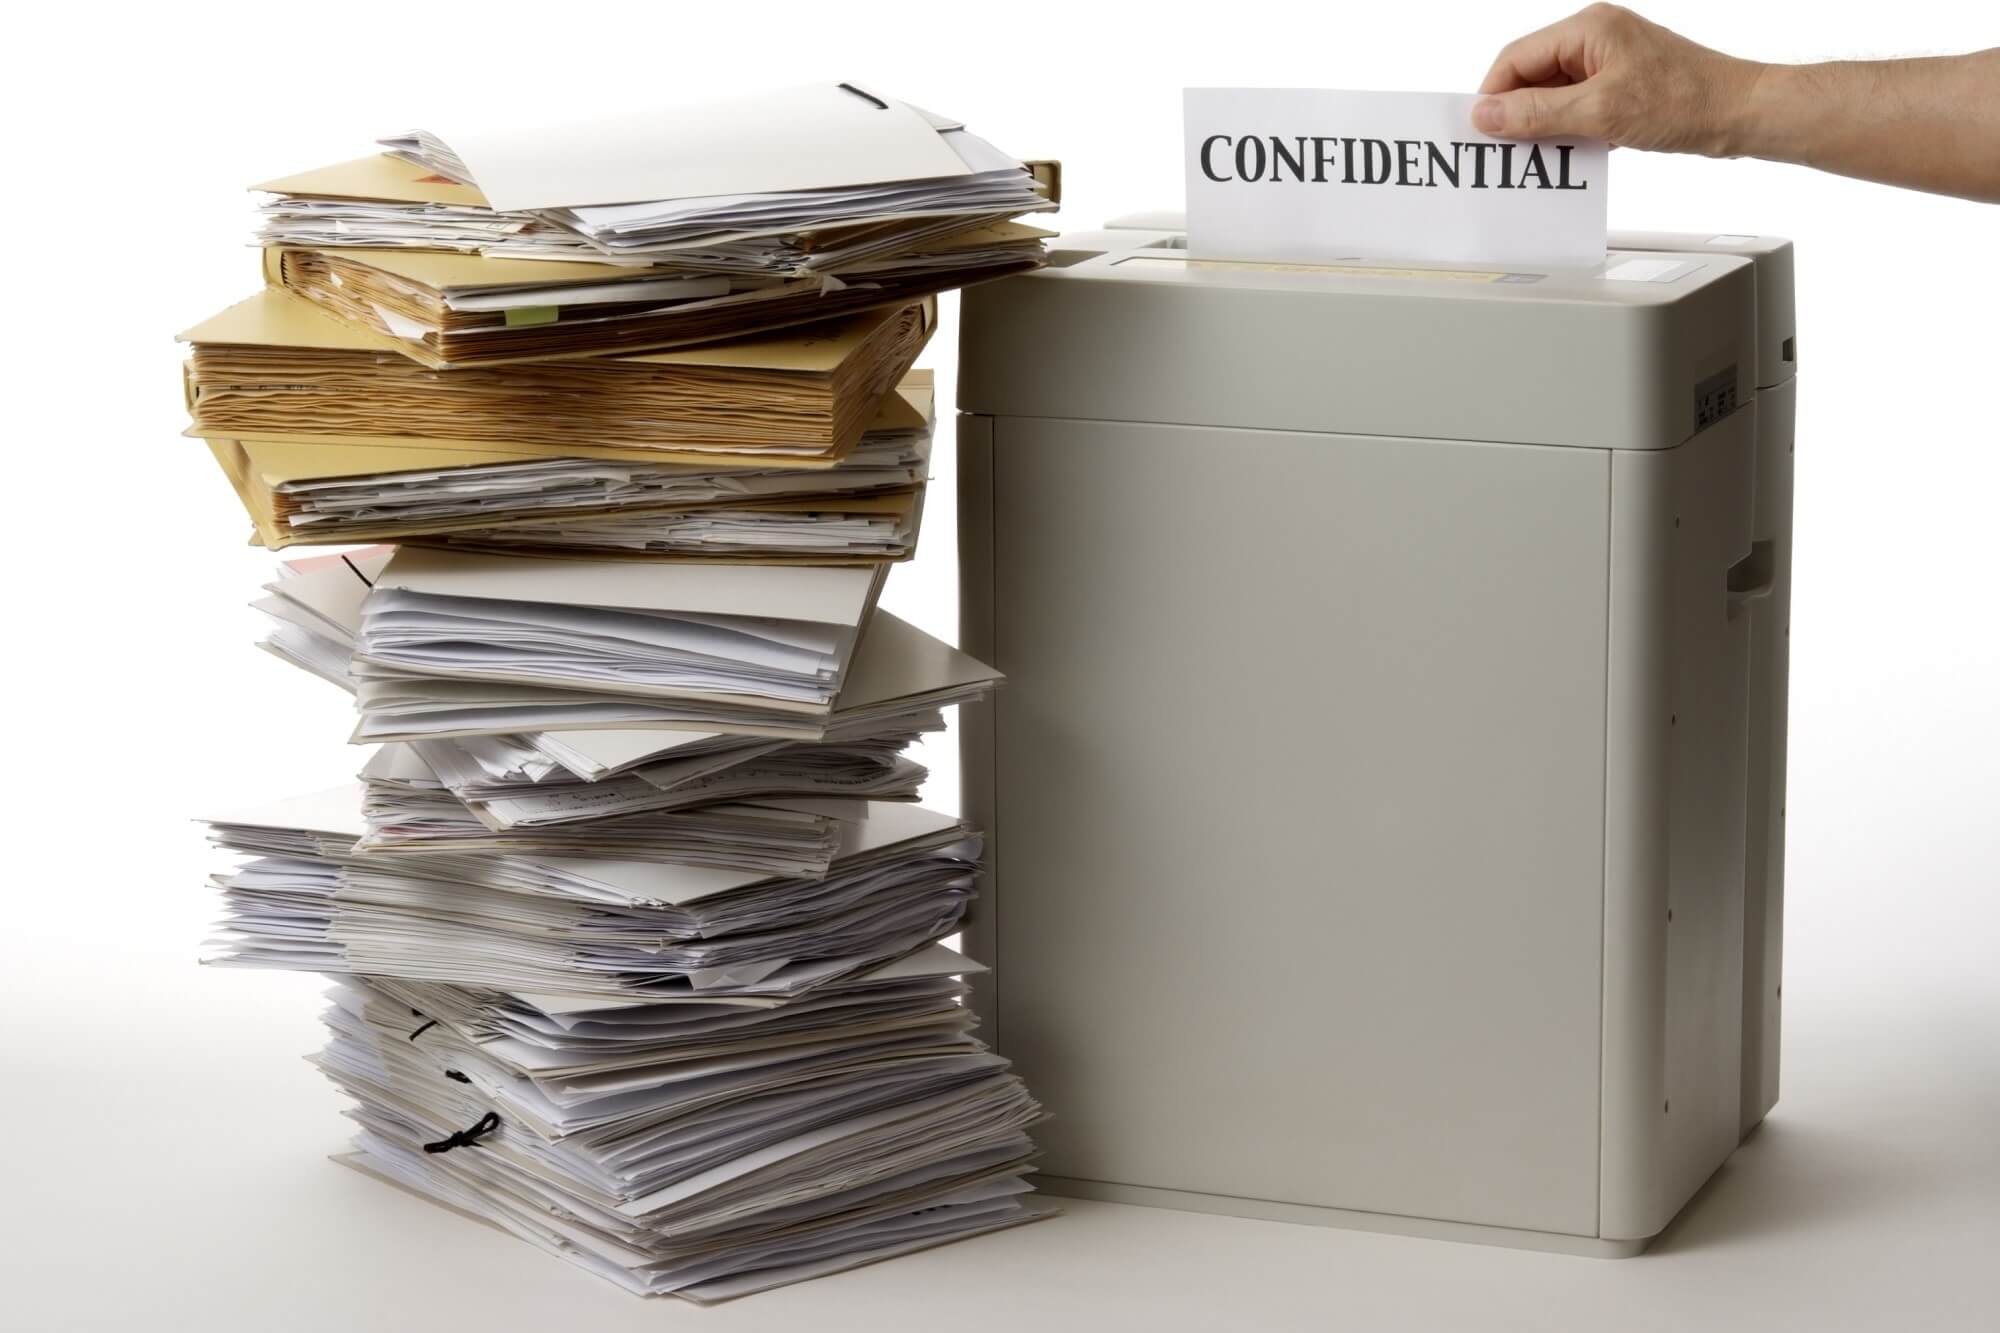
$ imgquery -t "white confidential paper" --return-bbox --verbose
[1184,88,1608,267]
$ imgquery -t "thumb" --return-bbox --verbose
[1472,84,1592,139]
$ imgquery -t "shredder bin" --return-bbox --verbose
[955,222,1796,1254]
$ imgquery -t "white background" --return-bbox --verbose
[1,1,1994,1328]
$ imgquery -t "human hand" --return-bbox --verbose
[1472,4,1765,156]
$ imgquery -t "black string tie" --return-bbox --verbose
[444,1070,472,1084]
[423,1111,501,1155]
[408,1019,439,1042]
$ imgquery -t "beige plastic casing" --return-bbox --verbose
[956,222,1795,1255]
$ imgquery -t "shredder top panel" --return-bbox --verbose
[959,228,1755,451]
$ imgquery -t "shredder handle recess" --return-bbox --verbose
[1727,539,1778,608]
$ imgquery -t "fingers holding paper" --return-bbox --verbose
[1472,4,1759,156]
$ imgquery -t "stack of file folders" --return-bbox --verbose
[186,83,1057,1303]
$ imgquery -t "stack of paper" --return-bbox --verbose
[358,545,878,703]
[361,742,927,837]
[183,83,1057,1302]
[208,533,1046,1291]
[254,548,1002,776]
[259,230,1045,367]
[208,797,980,994]
[252,85,1058,365]
[232,379,931,558]
[318,953,1045,1301]
[181,292,943,560]
[274,86,1054,262]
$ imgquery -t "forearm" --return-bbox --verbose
[1728,51,2000,202]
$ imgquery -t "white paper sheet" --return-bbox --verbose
[1184,88,1608,267]
[397,84,973,212]
[374,546,879,627]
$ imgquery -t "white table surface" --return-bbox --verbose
[5,958,1994,1333]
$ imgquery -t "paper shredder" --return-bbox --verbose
[955,219,1795,1254]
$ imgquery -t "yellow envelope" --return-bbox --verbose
[217,373,928,479]
[179,289,934,466]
